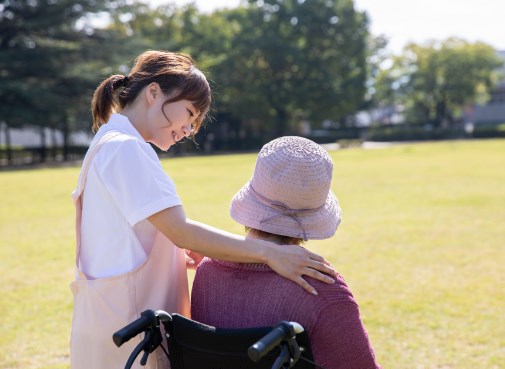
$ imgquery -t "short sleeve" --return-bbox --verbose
[96,138,182,226]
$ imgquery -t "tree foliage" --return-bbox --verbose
[207,0,369,138]
[0,0,132,160]
[101,0,370,147]
[3,0,501,163]
[375,38,502,126]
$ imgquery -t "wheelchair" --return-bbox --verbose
[113,309,324,369]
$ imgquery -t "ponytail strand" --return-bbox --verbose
[91,74,127,132]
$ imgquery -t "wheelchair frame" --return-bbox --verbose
[113,309,323,369]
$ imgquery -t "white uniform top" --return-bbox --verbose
[79,113,182,279]
[70,123,189,368]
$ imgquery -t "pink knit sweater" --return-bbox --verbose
[191,258,381,369]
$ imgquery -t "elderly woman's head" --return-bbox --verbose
[230,136,342,242]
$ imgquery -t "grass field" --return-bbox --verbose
[1,139,504,369]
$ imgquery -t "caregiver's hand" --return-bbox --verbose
[264,243,336,295]
[185,249,205,270]
[149,206,335,295]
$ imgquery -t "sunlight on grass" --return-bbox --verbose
[0,139,504,368]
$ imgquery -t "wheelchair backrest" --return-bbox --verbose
[165,314,315,369]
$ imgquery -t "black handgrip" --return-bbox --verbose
[248,321,294,363]
[113,310,155,347]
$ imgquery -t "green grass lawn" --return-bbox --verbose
[1,139,504,369]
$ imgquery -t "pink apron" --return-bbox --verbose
[70,132,190,368]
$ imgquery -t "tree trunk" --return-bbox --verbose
[3,122,13,166]
[39,125,47,163]
[274,108,288,138]
[435,101,447,128]
[63,120,69,161]
[51,127,58,161]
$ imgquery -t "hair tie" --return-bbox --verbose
[121,75,130,86]
[113,75,130,90]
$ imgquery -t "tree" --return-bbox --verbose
[208,0,369,139]
[159,0,369,143]
[375,38,503,127]
[0,0,129,163]
[101,1,370,149]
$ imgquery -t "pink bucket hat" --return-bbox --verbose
[230,136,341,240]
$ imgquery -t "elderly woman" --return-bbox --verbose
[191,136,381,369]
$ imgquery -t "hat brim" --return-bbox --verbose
[230,181,341,240]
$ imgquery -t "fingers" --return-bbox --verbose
[293,276,319,296]
[303,266,336,285]
[299,247,336,277]
[307,259,337,279]
[185,250,205,270]
[185,253,195,268]
[289,267,335,296]
[284,260,336,295]
[305,249,336,273]
[266,243,337,295]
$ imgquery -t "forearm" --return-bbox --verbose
[148,206,270,263]
[149,205,336,294]
[176,218,271,263]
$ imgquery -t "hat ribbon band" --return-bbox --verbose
[250,186,325,241]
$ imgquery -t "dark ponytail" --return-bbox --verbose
[91,74,128,132]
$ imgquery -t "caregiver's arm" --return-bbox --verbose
[148,205,336,295]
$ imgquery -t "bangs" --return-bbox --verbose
[180,72,212,132]
[161,69,211,134]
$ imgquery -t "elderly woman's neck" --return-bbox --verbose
[245,232,280,245]
[245,229,302,246]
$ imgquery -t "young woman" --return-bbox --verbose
[70,50,336,369]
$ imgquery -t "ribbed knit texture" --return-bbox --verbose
[191,258,381,369]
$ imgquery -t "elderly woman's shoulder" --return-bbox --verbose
[306,271,358,305]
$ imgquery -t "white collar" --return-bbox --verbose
[104,113,145,142]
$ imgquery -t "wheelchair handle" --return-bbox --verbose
[113,310,172,348]
[113,310,157,347]
[248,321,299,363]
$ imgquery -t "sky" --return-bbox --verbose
[146,0,505,54]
